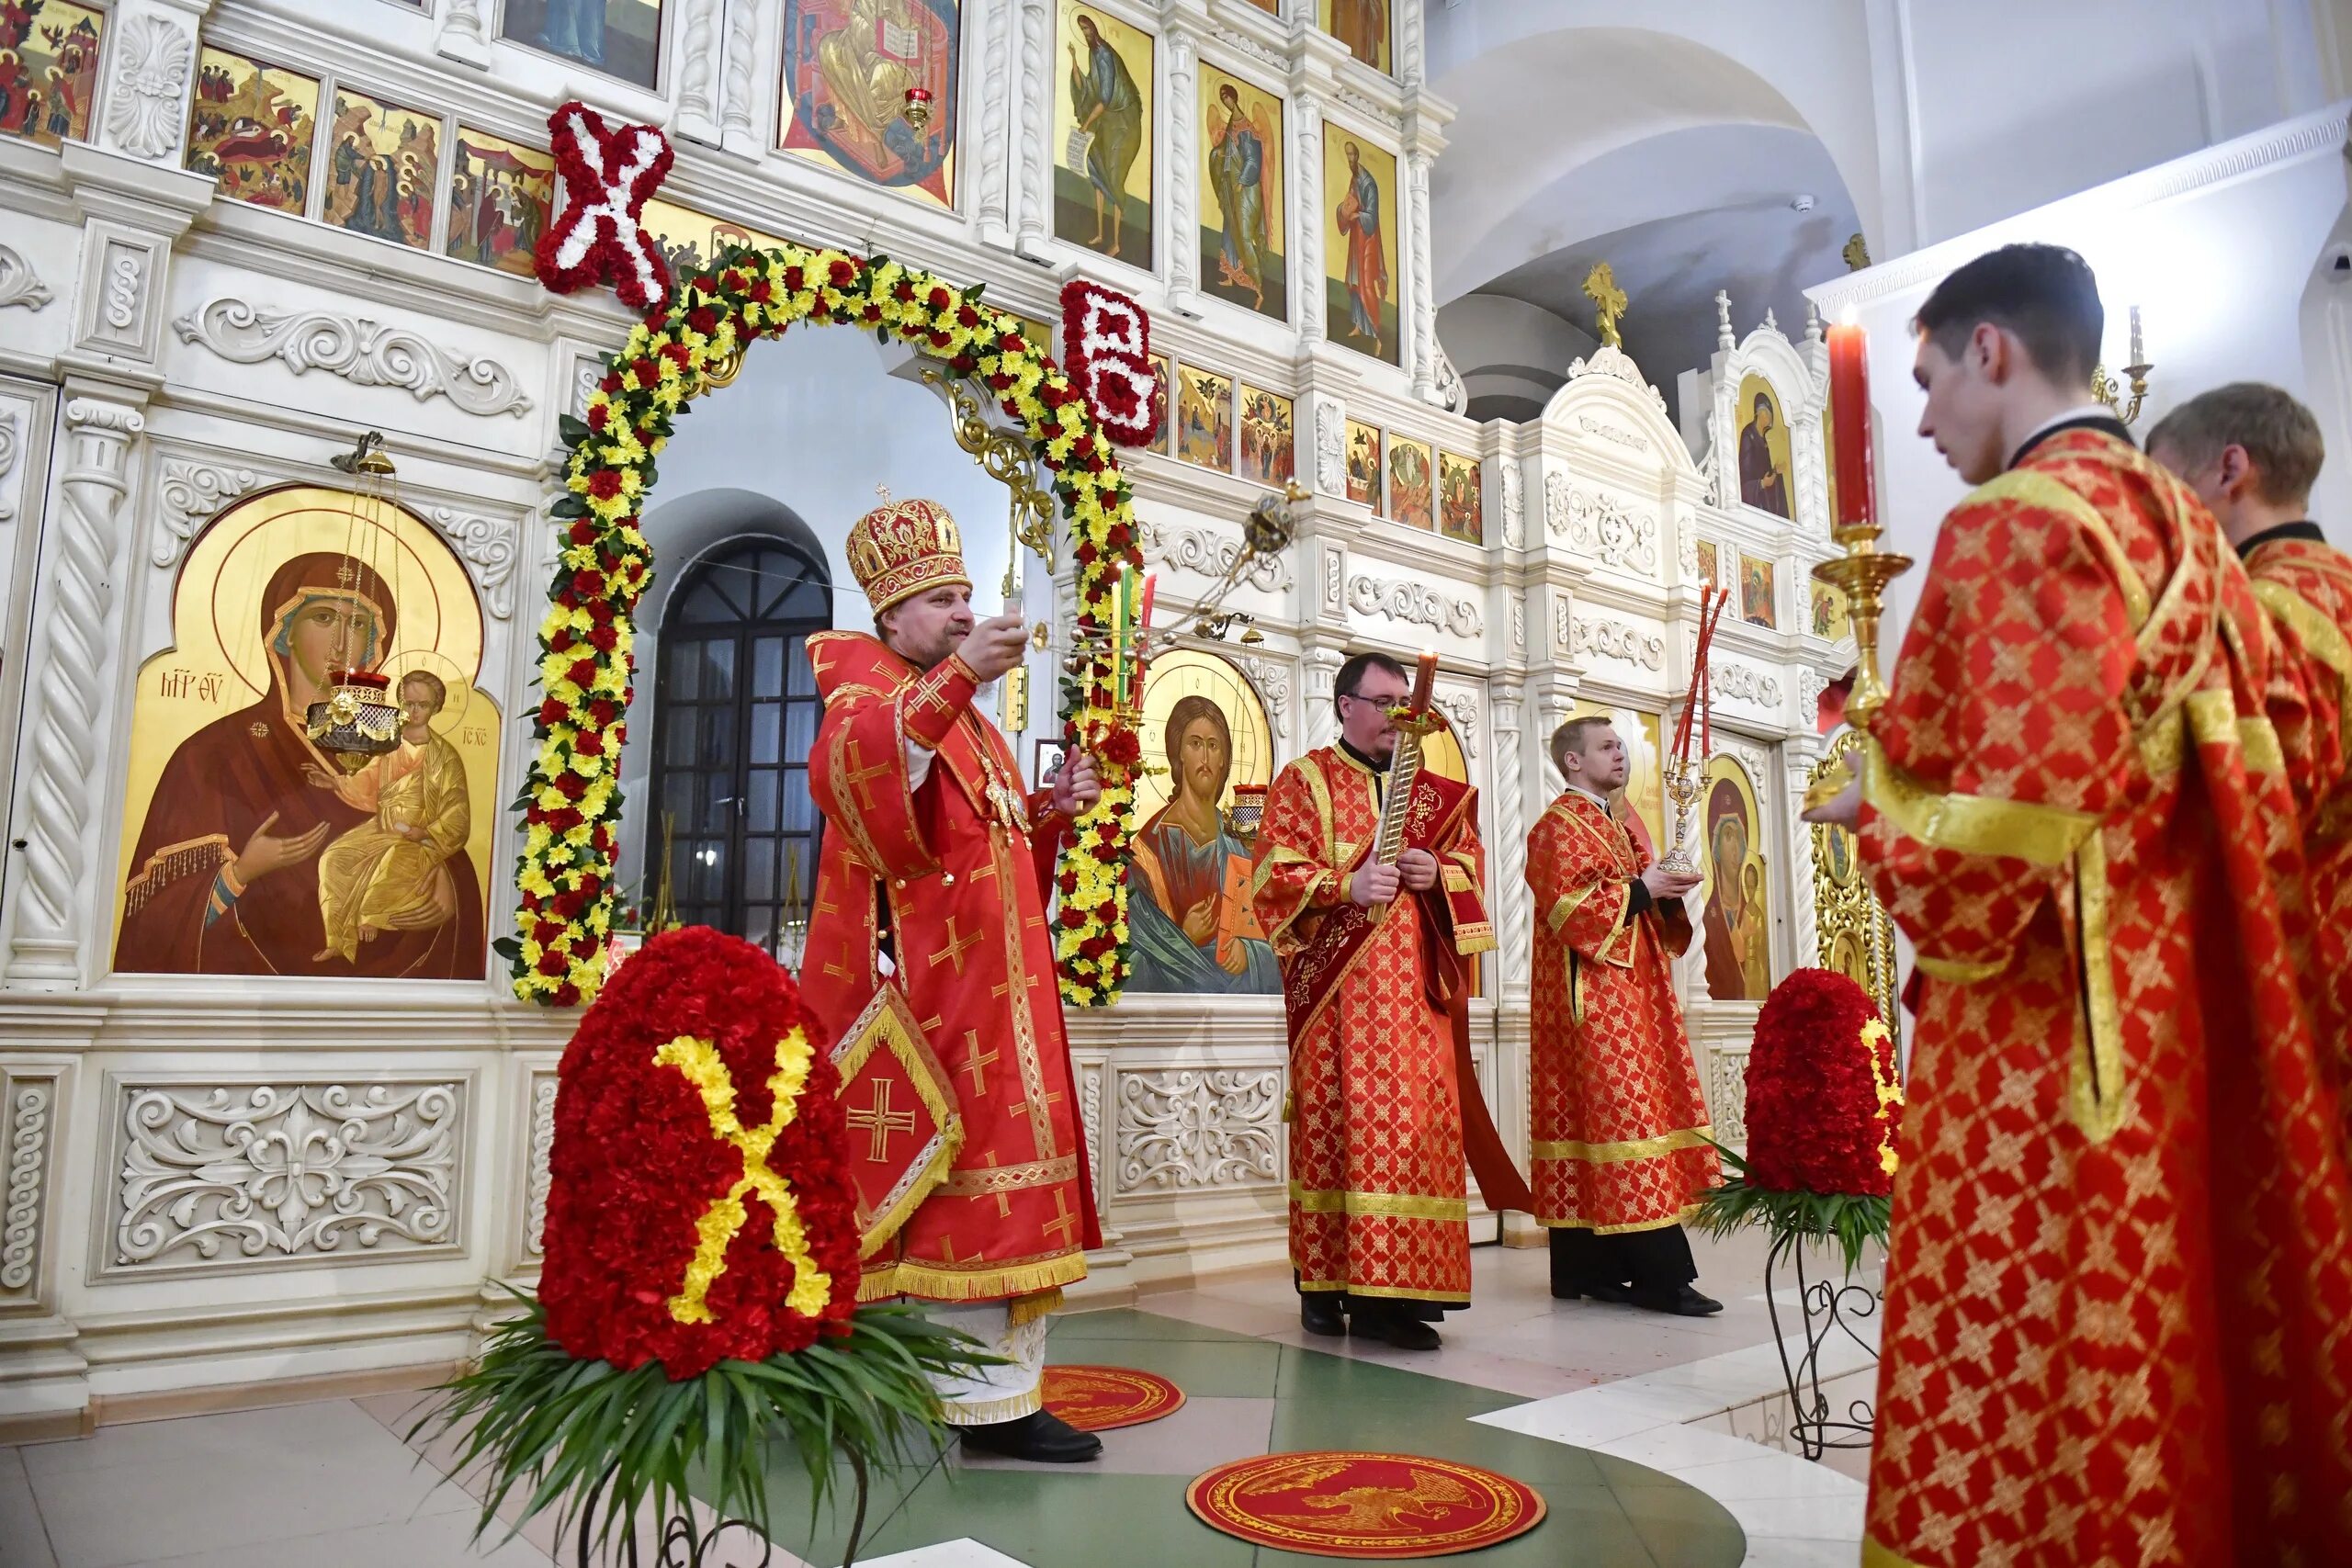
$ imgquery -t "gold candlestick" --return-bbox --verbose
[1811,518,1913,735]
[1658,757,1704,877]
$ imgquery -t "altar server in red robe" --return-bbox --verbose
[1526,716,1719,1314]
[2151,382,2352,1097]
[1251,652,1499,1349]
[801,494,1105,1462]
[1808,244,2352,1566]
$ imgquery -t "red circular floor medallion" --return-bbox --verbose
[1186,1450,1547,1560]
[1040,1363,1186,1431]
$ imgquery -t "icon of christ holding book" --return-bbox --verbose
[1126,694,1280,993]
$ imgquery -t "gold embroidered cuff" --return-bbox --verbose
[1913,953,2005,983]
[1863,739,2097,866]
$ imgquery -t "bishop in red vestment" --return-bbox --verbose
[1526,716,1720,1314]
[1250,652,1499,1350]
[2152,382,2352,1112]
[1811,246,2352,1566]
[800,494,1106,1463]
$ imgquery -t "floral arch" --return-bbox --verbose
[509,243,1141,1010]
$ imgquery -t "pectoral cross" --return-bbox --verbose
[929,917,982,976]
[958,1031,1000,1098]
[841,740,895,812]
[1042,1189,1080,1248]
[846,1078,919,1163]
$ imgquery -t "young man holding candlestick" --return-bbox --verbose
[1250,650,1508,1349]
[1805,245,2352,1564]
[2151,383,2352,1074]
[1526,716,1718,1314]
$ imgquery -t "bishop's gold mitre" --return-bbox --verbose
[845,492,969,614]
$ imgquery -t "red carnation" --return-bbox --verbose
[828,258,855,287]
[1744,969,1900,1197]
[749,279,774,303]
[539,697,568,726]
[862,303,883,322]
[573,570,606,597]
[599,371,625,395]
[574,730,605,757]
[586,404,610,433]
[537,950,569,976]
[632,358,659,388]
[784,266,805,291]
[567,659,598,688]
[589,625,619,652]
[588,698,619,727]
[549,628,576,654]
[687,306,718,337]
[535,919,565,945]
[538,929,861,1378]
[721,268,746,291]
[586,469,625,501]
[553,983,582,1008]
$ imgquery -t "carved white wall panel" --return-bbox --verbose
[1566,344,1668,412]
[1510,598,1525,654]
[1333,87,1402,133]
[151,459,261,568]
[102,14,193,160]
[107,1077,467,1278]
[1706,1048,1750,1145]
[6,398,142,982]
[1114,1069,1283,1192]
[1079,1060,1107,1209]
[523,1073,557,1262]
[429,506,521,619]
[1498,460,1524,548]
[1,1070,60,1302]
[1144,517,1289,591]
[1545,479,1658,574]
[1303,648,1342,750]
[1708,660,1785,710]
[1236,652,1294,740]
[1313,401,1344,496]
[1348,572,1481,637]
[1571,615,1666,671]
[0,244,53,311]
[173,301,535,418]
[1211,24,1284,73]
[79,231,166,360]
[1577,413,1652,455]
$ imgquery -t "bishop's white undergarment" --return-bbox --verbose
[922,1300,1049,1427]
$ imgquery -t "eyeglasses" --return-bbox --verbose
[1339,691,1408,710]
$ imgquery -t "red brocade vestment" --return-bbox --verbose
[800,633,1100,1308]
[1858,428,2352,1566]
[1524,791,1717,1233]
[2245,532,2352,1111]
[1251,745,1496,1303]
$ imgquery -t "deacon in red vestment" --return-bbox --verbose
[1250,652,1501,1351]
[800,493,1106,1463]
[2152,382,2352,1111]
[1526,716,1720,1315]
[1810,245,2352,1567]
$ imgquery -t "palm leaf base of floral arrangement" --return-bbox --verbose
[410,1292,986,1568]
[1693,1145,1888,1461]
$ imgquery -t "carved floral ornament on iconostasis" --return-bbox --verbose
[516,102,1161,1010]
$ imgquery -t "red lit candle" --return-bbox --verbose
[1826,321,1876,529]
[1411,649,1437,713]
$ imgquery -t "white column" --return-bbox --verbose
[1012,0,1054,256]
[1292,97,1326,344]
[5,397,144,984]
[673,0,727,147]
[975,0,1019,247]
[1163,28,1204,315]
[1406,149,1440,405]
[1487,691,1532,1001]
[718,0,765,158]
[1301,648,1343,751]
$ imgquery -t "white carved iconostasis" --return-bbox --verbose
[0,0,1845,1434]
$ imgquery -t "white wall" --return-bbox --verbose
[1433,295,1598,420]
[1808,102,2352,661]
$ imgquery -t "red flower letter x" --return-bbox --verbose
[536,101,675,312]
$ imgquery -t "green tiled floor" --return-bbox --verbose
[743,1308,1746,1567]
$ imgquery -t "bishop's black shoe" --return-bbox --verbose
[956,1408,1104,1462]
[1301,1294,1348,1337]
[1632,1283,1723,1317]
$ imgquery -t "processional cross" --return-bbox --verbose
[1583,262,1628,350]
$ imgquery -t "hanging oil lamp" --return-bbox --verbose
[308,432,405,773]
[901,86,934,130]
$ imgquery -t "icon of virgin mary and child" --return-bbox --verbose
[115,553,486,979]
[1125,694,1279,994]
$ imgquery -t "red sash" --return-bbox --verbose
[1283,771,1534,1215]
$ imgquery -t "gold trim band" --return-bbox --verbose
[938,1385,1046,1427]
[1538,1203,1702,1236]
[1289,1184,1469,1223]
[1532,1127,1714,1164]
[935,1155,1080,1197]
[1913,953,2005,983]
[1864,739,2097,866]
[1296,1280,1475,1304]
[2068,830,2128,1145]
